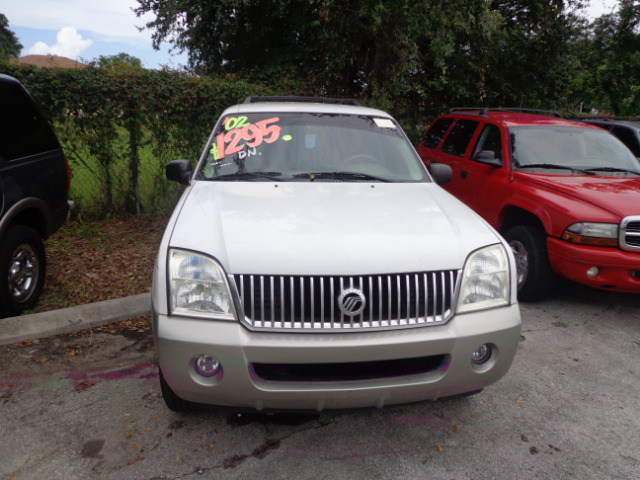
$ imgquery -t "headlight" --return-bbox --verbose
[168,249,236,320]
[457,244,510,313]
[562,222,618,247]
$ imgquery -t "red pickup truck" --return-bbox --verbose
[417,108,640,301]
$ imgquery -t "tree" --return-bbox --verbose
[583,0,640,115]
[410,0,502,109]
[97,53,143,69]
[135,0,323,81]
[0,13,22,60]
[134,0,615,124]
[481,0,587,108]
[133,0,503,107]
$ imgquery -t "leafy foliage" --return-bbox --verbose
[0,13,22,60]
[135,0,323,81]
[97,53,143,69]
[485,0,587,107]
[572,0,640,115]
[134,0,632,119]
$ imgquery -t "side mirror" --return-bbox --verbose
[428,163,452,185]
[166,159,192,185]
[473,150,502,167]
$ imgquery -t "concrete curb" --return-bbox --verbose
[0,293,151,346]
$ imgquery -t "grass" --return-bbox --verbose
[59,123,189,219]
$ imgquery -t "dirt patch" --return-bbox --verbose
[37,216,167,313]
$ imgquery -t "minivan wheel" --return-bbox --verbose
[0,226,46,317]
[503,225,554,302]
[159,367,199,413]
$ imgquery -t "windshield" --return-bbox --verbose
[510,126,640,174]
[197,112,429,182]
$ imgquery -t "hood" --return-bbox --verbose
[517,174,640,218]
[168,181,501,276]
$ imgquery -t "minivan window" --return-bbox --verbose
[0,81,59,161]
[421,118,453,148]
[610,126,640,157]
[441,119,479,157]
[473,124,503,162]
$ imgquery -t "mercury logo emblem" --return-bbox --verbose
[338,288,366,317]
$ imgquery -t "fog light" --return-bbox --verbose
[587,267,599,278]
[472,344,492,365]
[193,354,221,377]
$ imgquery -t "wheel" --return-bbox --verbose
[0,225,46,317]
[503,225,554,302]
[159,367,199,413]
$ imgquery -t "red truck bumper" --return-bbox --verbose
[547,237,640,293]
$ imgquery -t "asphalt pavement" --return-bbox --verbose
[0,293,151,346]
[1,281,639,479]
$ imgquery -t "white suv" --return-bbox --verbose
[152,97,521,412]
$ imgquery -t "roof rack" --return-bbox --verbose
[243,96,362,106]
[449,107,562,118]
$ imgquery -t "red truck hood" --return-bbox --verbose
[518,174,640,217]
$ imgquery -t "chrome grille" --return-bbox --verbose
[232,271,459,332]
[620,216,640,251]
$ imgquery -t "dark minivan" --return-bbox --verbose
[0,74,70,316]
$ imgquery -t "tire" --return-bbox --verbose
[0,225,46,317]
[159,367,199,413]
[503,225,554,302]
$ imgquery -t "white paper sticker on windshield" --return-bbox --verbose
[374,118,396,129]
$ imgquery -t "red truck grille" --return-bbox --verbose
[621,217,640,251]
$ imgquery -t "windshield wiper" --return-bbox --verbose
[214,171,285,181]
[583,166,640,176]
[293,171,391,182]
[516,163,596,175]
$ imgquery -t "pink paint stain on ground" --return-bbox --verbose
[1,363,158,395]
[64,363,158,391]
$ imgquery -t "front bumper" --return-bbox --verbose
[153,304,521,411]
[547,238,640,293]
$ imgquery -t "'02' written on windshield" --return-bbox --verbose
[210,116,281,160]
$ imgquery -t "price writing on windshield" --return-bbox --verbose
[210,116,281,160]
